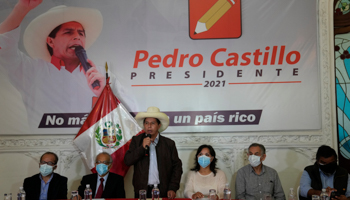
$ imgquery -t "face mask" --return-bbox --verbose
[198,155,211,168]
[249,155,261,167]
[319,162,337,174]
[96,164,109,176]
[40,164,54,177]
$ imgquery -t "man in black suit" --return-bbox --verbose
[78,152,125,198]
[23,152,67,200]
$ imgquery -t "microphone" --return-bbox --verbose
[74,46,100,89]
[145,133,151,157]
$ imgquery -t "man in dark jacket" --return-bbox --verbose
[299,145,350,200]
[23,152,67,200]
[77,152,125,199]
[124,106,183,199]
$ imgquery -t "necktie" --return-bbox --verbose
[95,178,104,198]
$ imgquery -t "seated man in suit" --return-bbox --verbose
[299,145,350,200]
[78,152,125,198]
[23,152,67,200]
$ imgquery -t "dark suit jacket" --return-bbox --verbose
[23,173,67,200]
[77,172,125,198]
[299,163,349,200]
[124,133,183,198]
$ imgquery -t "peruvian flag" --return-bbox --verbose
[74,78,143,176]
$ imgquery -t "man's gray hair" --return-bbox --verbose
[95,152,113,164]
[248,143,266,155]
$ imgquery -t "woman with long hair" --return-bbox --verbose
[184,144,228,199]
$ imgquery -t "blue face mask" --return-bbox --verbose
[96,164,109,176]
[198,155,211,168]
[40,164,54,177]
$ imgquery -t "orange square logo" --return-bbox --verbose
[189,0,242,39]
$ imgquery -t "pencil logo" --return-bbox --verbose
[189,0,242,39]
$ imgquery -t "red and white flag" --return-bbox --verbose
[74,78,143,176]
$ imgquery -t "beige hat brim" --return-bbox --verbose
[135,108,170,133]
[23,5,103,62]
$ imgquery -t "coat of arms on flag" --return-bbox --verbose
[73,77,143,176]
[95,122,122,148]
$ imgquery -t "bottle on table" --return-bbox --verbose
[70,191,79,200]
[139,189,147,200]
[17,187,25,200]
[209,189,216,200]
[320,189,329,200]
[312,195,321,200]
[4,194,12,200]
[152,184,160,200]
[289,188,296,200]
[84,184,92,200]
[223,183,231,200]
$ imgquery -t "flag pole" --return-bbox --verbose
[105,62,109,80]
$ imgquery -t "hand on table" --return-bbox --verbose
[192,192,204,199]
[326,187,337,197]
[331,195,348,200]
[168,190,176,199]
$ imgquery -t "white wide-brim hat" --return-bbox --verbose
[23,5,103,62]
[135,107,170,133]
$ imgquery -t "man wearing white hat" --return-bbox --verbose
[124,106,183,199]
[0,0,105,129]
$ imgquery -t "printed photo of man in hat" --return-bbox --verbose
[0,0,106,129]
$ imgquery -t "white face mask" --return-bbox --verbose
[40,164,54,176]
[248,155,261,167]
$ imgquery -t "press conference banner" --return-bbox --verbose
[0,0,320,134]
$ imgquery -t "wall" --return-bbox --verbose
[0,0,337,198]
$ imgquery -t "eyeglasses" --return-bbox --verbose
[95,161,110,165]
[40,161,56,166]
